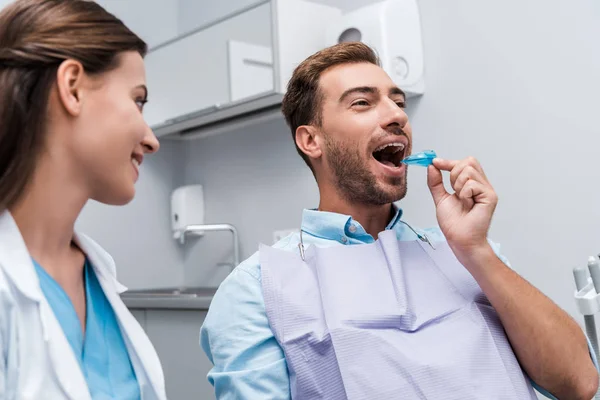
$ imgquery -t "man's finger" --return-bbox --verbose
[464,156,488,182]
[434,157,490,186]
[458,178,498,207]
[427,165,450,206]
[431,158,458,172]
[453,165,487,194]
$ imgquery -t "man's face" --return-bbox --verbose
[317,62,412,205]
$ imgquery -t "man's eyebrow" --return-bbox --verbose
[389,87,406,98]
[338,86,378,103]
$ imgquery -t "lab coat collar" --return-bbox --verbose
[0,210,127,301]
[73,232,128,294]
[0,210,165,399]
[73,227,165,398]
[0,210,44,301]
[0,211,90,398]
[99,280,166,399]
[71,234,165,397]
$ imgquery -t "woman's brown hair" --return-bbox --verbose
[0,0,147,211]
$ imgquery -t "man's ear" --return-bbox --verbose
[55,59,85,117]
[295,125,323,161]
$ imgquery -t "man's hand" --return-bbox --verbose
[427,156,497,257]
[428,156,599,399]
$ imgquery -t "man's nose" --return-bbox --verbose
[379,98,409,131]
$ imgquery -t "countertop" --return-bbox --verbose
[120,287,216,310]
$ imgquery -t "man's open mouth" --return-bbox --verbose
[372,143,406,168]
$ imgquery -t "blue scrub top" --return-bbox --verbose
[33,259,140,400]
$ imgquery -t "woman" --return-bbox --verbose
[0,0,166,399]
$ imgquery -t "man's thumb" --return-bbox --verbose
[427,165,449,206]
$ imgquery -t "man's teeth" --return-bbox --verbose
[132,158,140,168]
[374,142,405,153]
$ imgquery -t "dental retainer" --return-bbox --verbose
[401,150,437,167]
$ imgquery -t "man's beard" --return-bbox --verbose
[324,134,407,206]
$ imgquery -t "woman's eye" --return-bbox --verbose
[135,99,148,111]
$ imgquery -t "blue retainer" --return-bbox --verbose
[401,150,437,167]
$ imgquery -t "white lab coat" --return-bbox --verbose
[0,211,167,400]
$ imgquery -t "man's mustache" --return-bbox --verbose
[387,126,407,137]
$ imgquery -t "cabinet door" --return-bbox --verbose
[143,2,274,129]
[145,310,215,400]
[94,0,179,49]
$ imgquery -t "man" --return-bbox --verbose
[200,42,598,399]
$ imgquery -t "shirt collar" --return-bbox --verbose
[301,204,404,244]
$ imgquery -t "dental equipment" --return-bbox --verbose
[573,256,600,399]
[401,150,437,167]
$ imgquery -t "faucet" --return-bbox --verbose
[177,224,241,271]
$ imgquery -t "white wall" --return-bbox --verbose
[181,118,318,286]
[76,140,187,289]
[403,0,600,321]
[181,0,600,328]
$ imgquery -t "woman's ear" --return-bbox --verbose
[55,59,85,117]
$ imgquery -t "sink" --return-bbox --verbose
[122,287,217,298]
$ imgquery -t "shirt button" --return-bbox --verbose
[348,225,357,233]
[341,236,348,244]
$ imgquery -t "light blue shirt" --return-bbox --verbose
[200,207,595,400]
[34,259,140,400]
